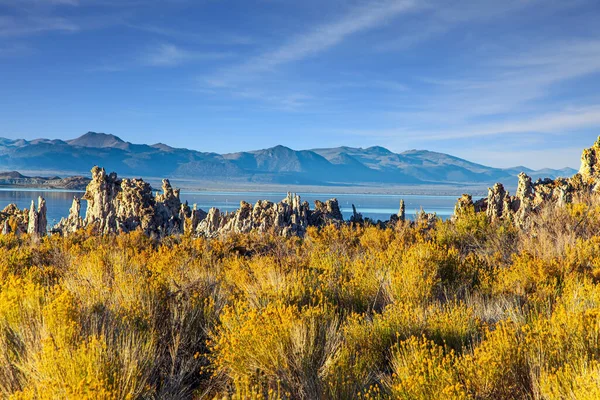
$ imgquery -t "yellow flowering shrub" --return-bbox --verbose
[1,196,600,398]
[211,302,339,399]
[461,320,530,399]
[388,242,461,305]
[539,360,600,400]
[387,336,467,400]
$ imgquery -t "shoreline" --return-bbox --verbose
[0,181,497,198]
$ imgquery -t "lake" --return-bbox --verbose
[0,188,460,227]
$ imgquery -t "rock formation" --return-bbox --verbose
[53,167,188,236]
[453,136,600,227]
[453,194,473,218]
[415,208,437,229]
[51,168,346,238]
[2,220,10,235]
[0,204,29,235]
[580,136,600,183]
[192,193,343,238]
[350,204,364,223]
[26,197,47,237]
[54,197,84,235]
[388,199,407,225]
[399,199,406,222]
[0,197,47,236]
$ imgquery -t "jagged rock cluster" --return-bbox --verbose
[0,197,47,236]
[27,197,47,236]
[52,167,347,238]
[454,136,600,227]
[54,166,189,236]
[191,193,344,237]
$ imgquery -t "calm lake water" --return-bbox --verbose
[0,188,459,227]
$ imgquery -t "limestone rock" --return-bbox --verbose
[387,199,407,225]
[193,194,342,238]
[454,194,474,216]
[2,220,10,235]
[580,136,600,183]
[466,138,600,227]
[513,173,534,227]
[27,197,47,237]
[183,204,207,235]
[155,179,184,234]
[27,200,39,236]
[399,199,406,222]
[350,204,363,223]
[310,199,343,227]
[54,197,84,235]
[0,198,46,236]
[54,166,194,236]
[415,208,437,229]
[486,183,509,222]
[0,204,28,234]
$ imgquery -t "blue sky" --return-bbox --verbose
[1,0,600,169]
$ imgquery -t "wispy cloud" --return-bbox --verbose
[0,15,79,36]
[200,0,419,111]
[327,79,409,92]
[126,23,255,46]
[418,106,600,140]
[206,0,418,86]
[375,0,572,51]
[141,43,232,67]
[454,146,586,170]
[369,38,600,134]
[336,105,600,148]
[0,0,79,5]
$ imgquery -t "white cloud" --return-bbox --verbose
[371,38,600,135]
[0,0,79,5]
[337,106,600,143]
[327,79,409,92]
[141,43,231,67]
[0,15,79,36]
[453,146,586,170]
[126,23,255,46]
[207,0,418,85]
[417,106,600,140]
[375,0,578,51]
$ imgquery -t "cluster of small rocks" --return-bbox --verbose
[454,136,600,227]
[0,197,46,236]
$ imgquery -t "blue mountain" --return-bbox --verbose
[0,132,576,186]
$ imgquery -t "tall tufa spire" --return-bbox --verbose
[398,199,406,221]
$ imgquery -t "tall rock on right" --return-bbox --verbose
[580,136,600,185]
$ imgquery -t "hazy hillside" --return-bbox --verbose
[0,132,575,186]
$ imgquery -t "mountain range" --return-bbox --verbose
[0,132,577,186]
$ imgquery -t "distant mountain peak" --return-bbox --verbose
[67,132,126,149]
[401,149,441,155]
[271,144,293,151]
[251,144,294,154]
[151,143,174,151]
[365,146,393,154]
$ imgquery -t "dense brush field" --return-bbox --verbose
[3,198,600,399]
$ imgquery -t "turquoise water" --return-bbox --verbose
[0,188,459,226]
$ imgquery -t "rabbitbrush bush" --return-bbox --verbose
[2,199,600,398]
